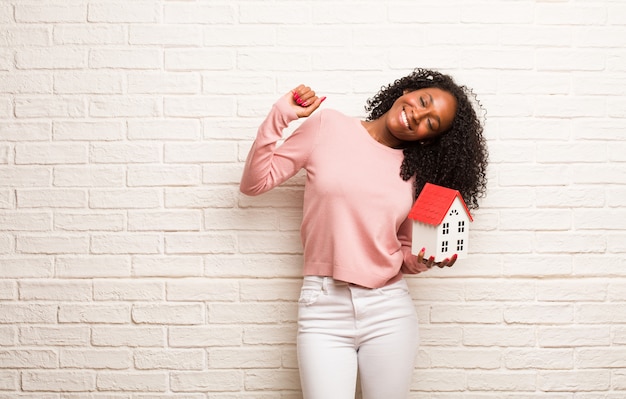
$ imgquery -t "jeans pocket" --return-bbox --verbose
[298,277,324,306]
[377,280,410,298]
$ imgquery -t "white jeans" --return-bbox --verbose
[297,276,419,399]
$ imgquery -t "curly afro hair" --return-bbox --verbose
[365,68,488,210]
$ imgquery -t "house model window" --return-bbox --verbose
[408,183,473,262]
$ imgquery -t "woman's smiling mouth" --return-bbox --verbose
[401,108,411,130]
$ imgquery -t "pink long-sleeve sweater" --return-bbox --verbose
[240,96,416,288]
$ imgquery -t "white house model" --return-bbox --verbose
[408,183,473,262]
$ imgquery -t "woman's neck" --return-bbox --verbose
[360,119,404,149]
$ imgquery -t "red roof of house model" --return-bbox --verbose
[408,183,473,226]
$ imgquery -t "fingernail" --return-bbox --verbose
[320,96,327,103]
[301,101,308,107]
[293,92,300,100]
[420,247,425,254]
[452,254,458,260]
[428,256,435,262]
[296,98,303,105]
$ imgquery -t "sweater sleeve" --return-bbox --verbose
[398,217,419,273]
[240,96,320,196]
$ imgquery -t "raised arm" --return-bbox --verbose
[239,86,326,196]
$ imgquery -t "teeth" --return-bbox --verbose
[401,110,410,129]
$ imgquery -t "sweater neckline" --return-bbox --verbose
[356,119,405,155]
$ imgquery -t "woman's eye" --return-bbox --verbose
[420,97,425,107]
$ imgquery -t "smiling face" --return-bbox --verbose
[388,87,458,143]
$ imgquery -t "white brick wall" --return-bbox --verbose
[0,0,624,397]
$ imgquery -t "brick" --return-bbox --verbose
[57,209,122,232]
[170,370,242,392]
[128,72,200,94]
[128,119,201,140]
[127,165,200,187]
[246,369,301,390]
[499,210,571,231]
[208,303,296,324]
[237,231,302,254]
[89,188,161,209]
[88,3,159,23]
[0,189,12,208]
[167,278,238,302]
[504,304,574,324]
[58,303,128,324]
[0,258,53,278]
[0,122,51,141]
[0,211,51,231]
[0,370,19,390]
[90,143,161,164]
[90,96,160,118]
[413,370,466,391]
[164,142,237,163]
[19,326,90,346]
[0,280,14,300]
[96,372,168,392]
[239,279,299,302]
[134,349,205,370]
[164,233,236,254]
[15,97,86,118]
[535,4,606,25]
[163,96,234,117]
[0,72,52,94]
[18,280,91,301]
[60,348,131,369]
[15,143,87,164]
[56,256,131,278]
[89,49,161,69]
[539,326,610,348]
[53,121,124,141]
[165,188,237,208]
[463,326,535,347]
[22,371,95,392]
[91,326,165,347]
[426,348,501,369]
[54,71,123,94]
[54,166,125,187]
[17,189,87,208]
[164,3,234,24]
[164,49,233,71]
[91,234,160,255]
[131,256,203,277]
[205,26,275,47]
[505,348,574,370]
[388,5,459,23]
[16,48,86,70]
[16,234,89,254]
[537,370,610,392]
[204,208,278,231]
[467,371,536,391]
[169,326,242,347]
[130,25,202,46]
[209,347,281,369]
[0,304,57,323]
[94,279,164,301]
[132,304,204,325]
[53,25,126,45]
[15,4,86,23]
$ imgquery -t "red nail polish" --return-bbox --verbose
[293,92,300,100]
[420,247,425,253]
[320,96,327,103]
[429,256,435,261]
